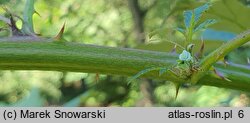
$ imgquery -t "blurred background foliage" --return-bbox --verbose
[0,0,249,107]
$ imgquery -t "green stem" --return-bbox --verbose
[191,30,250,84]
[185,12,195,48]
[186,29,193,48]
[22,0,35,34]
[0,40,249,92]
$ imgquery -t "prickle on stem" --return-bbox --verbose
[54,22,66,41]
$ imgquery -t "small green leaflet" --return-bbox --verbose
[177,3,216,38]
[128,67,163,84]
[159,67,168,76]
[193,3,211,22]
[184,3,211,28]
[184,10,193,28]
[194,19,217,32]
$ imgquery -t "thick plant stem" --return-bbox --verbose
[0,40,249,92]
[191,30,250,84]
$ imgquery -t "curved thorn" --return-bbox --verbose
[171,45,177,54]
[212,67,231,82]
[174,83,180,100]
[34,10,41,17]
[223,58,229,67]
[187,43,195,53]
[54,22,66,41]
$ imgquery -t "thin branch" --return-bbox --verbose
[191,30,250,84]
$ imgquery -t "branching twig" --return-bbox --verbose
[191,30,250,84]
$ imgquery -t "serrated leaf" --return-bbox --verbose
[127,67,162,84]
[184,3,211,28]
[193,3,211,22]
[184,10,193,28]
[194,19,217,32]
[159,68,168,76]
[148,27,168,39]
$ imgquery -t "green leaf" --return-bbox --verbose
[128,67,162,84]
[159,67,168,76]
[184,10,193,28]
[184,3,211,28]
[194,19,217,32]
[193,3,211,22]
[206,0,250,33]
[173,82,180,99]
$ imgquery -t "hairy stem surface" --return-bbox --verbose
[0,40,249,92]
